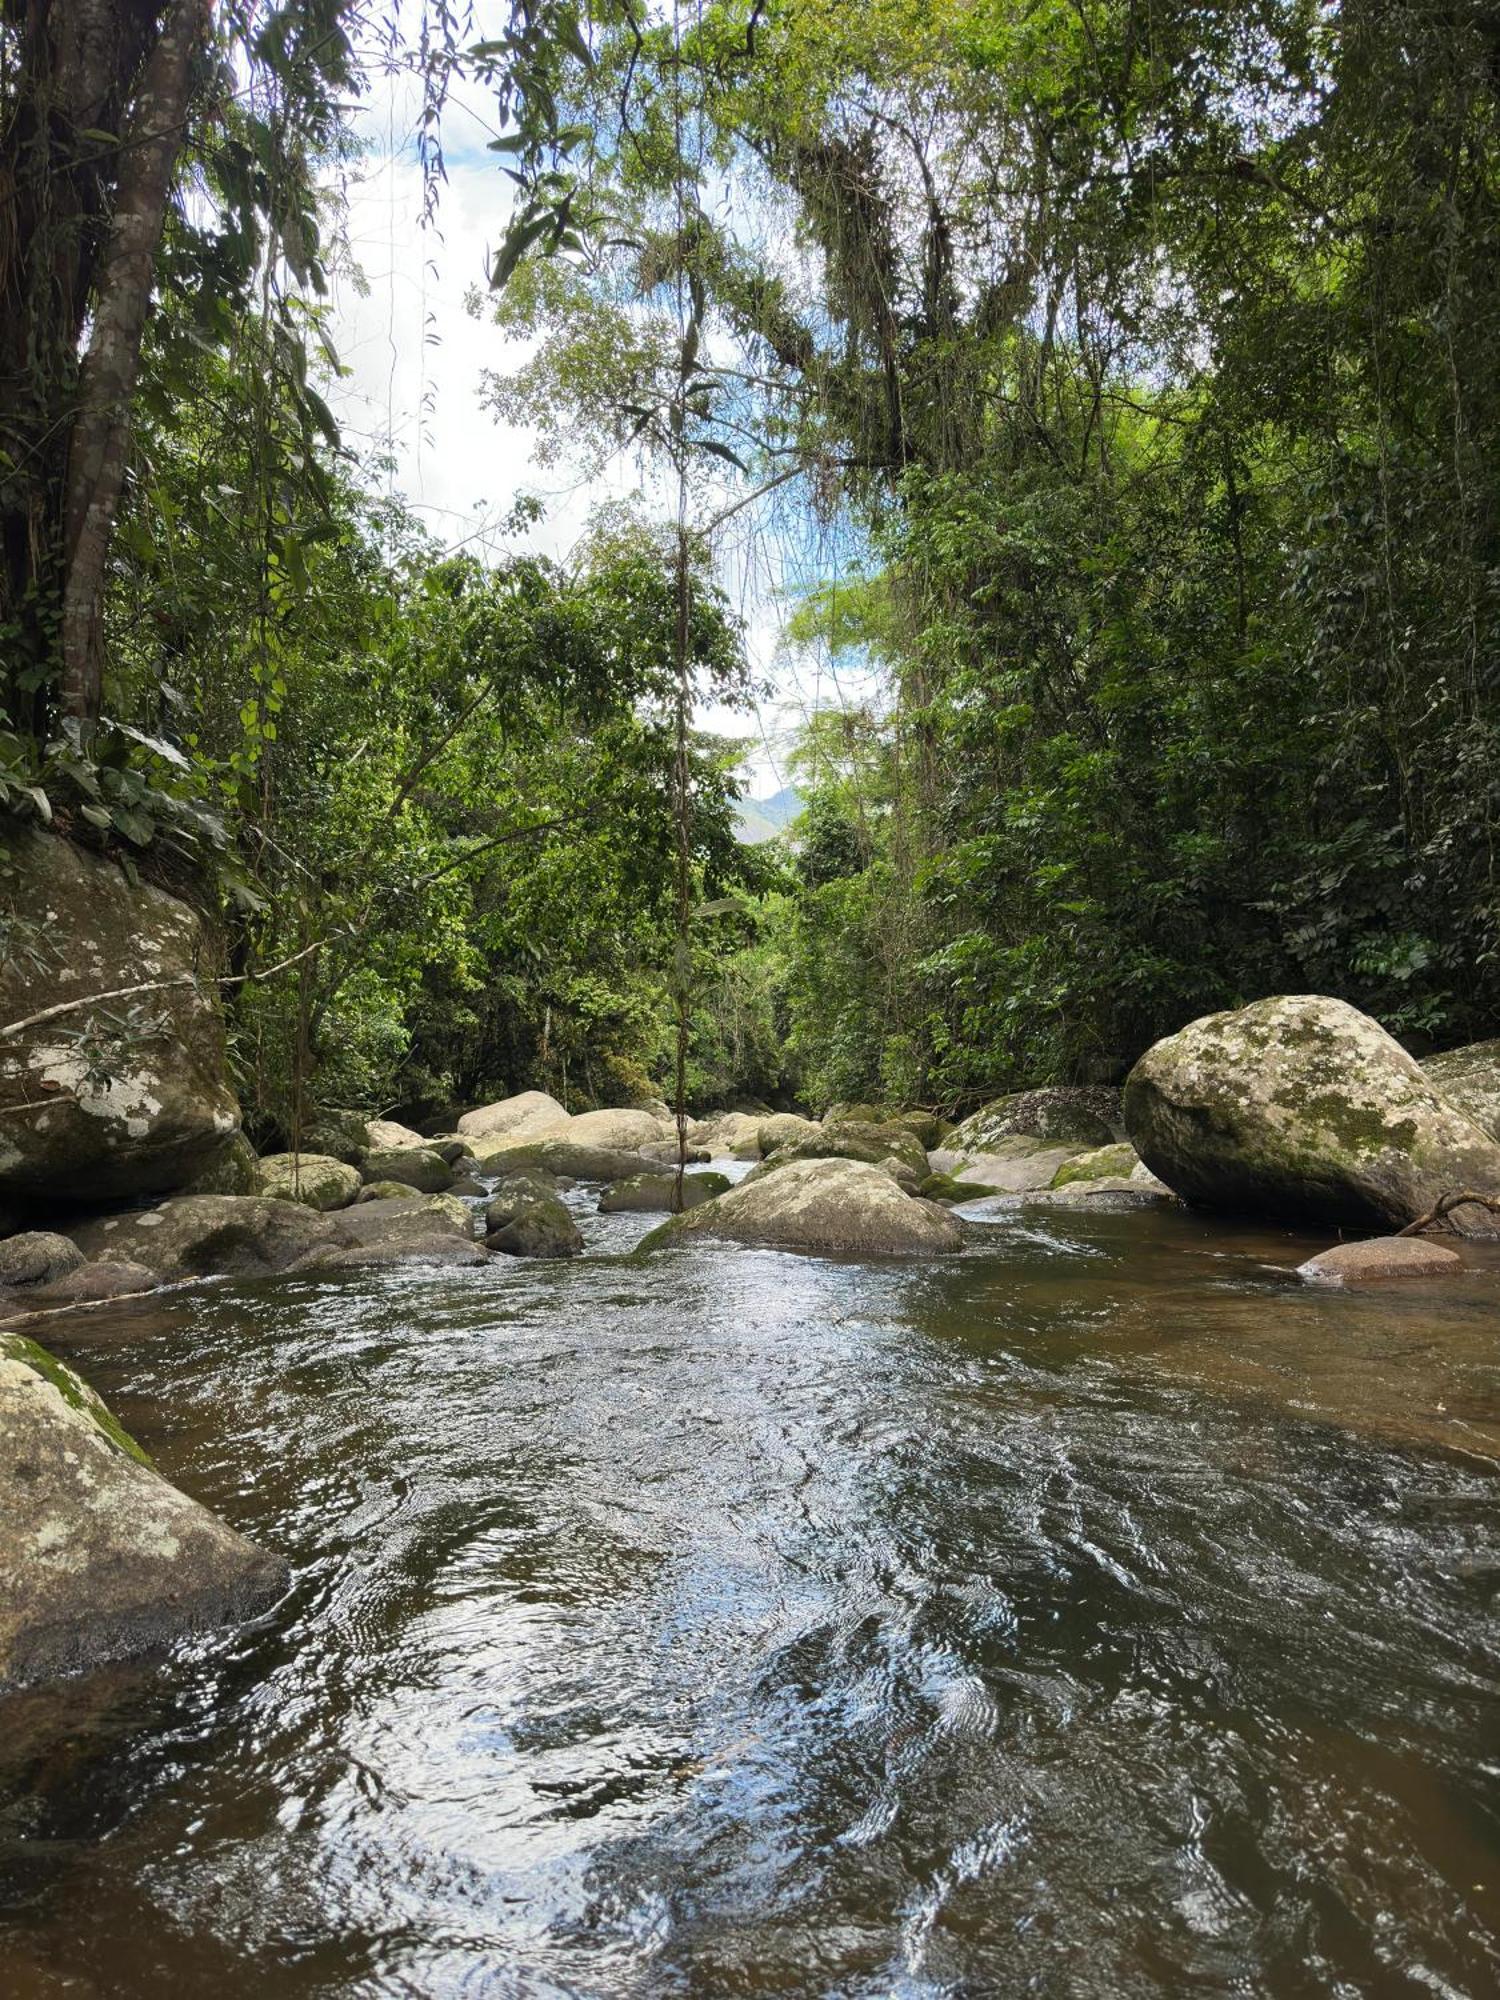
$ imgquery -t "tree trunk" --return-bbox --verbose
[59,0,207,722]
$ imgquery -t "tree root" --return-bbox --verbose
[1397,1191,1500,1236]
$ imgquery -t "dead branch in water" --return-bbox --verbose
[1397,1190,1500,1235]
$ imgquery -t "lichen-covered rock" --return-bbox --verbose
[22,1258,158,1306]
[0,827,241,1202]
[1297,1237,1464,1286]
[950,1087,1121,1154]
[181,1130,264,1196]
[640,1139,711,1165]
[72,1195,342,1279]
[485,1193,583,1259]
[1050,1143,1140,1189]
[484,1173,562,1230]
[757,1113,822,1154]
[929,1137,1079,1193]
[360,1146,453,1194]
[766,1120,929,1179]
[1422,1040,1500,1142]
[1125,995,1500,1232]
[0,1333,287,1690]
[0,1231,85,1290]
[364,1117,429,1151]
[356,1179,422,1203]
[328,1193,473,1250]
[562,1108,674,1150]
[643,1156,963,1259]
[917,1172,1001,1204]
[456,1090,568,1143]
[299,1109,371,1164]
[598,1171,731,1213]
[258,1152,363,1211]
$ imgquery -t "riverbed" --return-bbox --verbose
[2,1193,1498,1996]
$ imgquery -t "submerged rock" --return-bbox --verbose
[360,1145,453,1194]
[0,826,242,1203]
[72,1195,342,1279]
[0,1332,287,1691]
[597,1171,731,1214]
[1297,1237,1464,1286]
[1422,1040,1500,1143]
[1125,994,1500,1233]
[258,1152,363,1211]
[456,1090,567,1143]
[642,1156,963,1259]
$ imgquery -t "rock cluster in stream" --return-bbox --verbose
[6,843,1500,1700]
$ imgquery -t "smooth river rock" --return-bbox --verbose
[597,1171,730,1214]
[1297,1237,1465,1287]
[360,1145,454,1194]
[1124,994,1500,1233]
[0,1332,288,1690]
[642,1156,963,1259]
[258,1152,364,1211]
[72,1195,342,1279]
[456,1090,567,1143]
[0,826,242,1202]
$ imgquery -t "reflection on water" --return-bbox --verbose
[2,1199,1498,1996]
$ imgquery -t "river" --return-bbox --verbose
[2,1189,1498,1996]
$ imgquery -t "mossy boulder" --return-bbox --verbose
[950,1087,1121,1154]
[0,827,241,1202]
[918,1172,1000,1203]
[485,1193,583,1259]
[1049,1143,1140,1189]
[756,1113,822,1154]
[355,1180,423,1203]
[641,1156,963,1259]
[360,1145,453,1194]
[0,1332,287,1690]
[1422,1040,1500,1142]
[598,1171,731,1213]
[181,1131,264,1196]
[685,1111,764,1159]
[258,1152,363,1211]
[1124,994,1500,1232]
[472,1137,661,1182]
[768,1120,929,1179]
[298,1109,371,1164]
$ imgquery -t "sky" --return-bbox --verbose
[320,45,866,801]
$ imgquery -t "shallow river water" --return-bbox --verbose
[3,1190,1499,1997]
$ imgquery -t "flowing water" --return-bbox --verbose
[2,1189,1499,1997]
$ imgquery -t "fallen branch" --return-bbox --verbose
[1397,1190,1500,1235]
[0,935,335,1041]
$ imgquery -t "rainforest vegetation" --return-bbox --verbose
[4,0,1499,1132]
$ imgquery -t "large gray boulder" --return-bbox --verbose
[642,1156,963,1259]
[0,1332,287,1690]
[765,1120,929,1178]
[456,1089,567,1143]
[1422,1040,1500,1143]
[325,1193,474,1251]
[471,1137,661,1182]
[0,827,242,1202]
[1124,995,1500,1232]
[0,1231,86,1290]
[72,1195,342,1279]
[484,1187,583,1258]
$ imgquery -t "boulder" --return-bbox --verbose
[640,1139,711,1165]
[643,1156,963,1259]
[355,1179,422,1203]
[929,1137,1081,1192]
[181,1131,264,1196]
[0,827,241,1202]
[918,1172,1001,1204]
[686,1110,764,1159]
[486,1194,583,1259]
[298,1109,370,1165]
[598,1171,731,1214]
[72,1195,341,1280]
[757,1113,822,1154]
[311,1238,489,1272]
[456,1090,568,1143]
[447,1175,488,1199]
[767,1120,929,1179]
[484,1174,563,1231]
[22,1259,159,1305]
[360,1146,453,1194]
[1050,1142,1140,1189]
[257,1151,363,1211]
[0,1231,85,1290]
[364,1117,429,1151]
[563,1107,674,1150]
[418,1136,476,1166]
[471,1138,661,1182]
[0,1332,288,1690]
[950,1087,1121,1154]
[1124,995,1500,1233]
[328,1193,473,1250]
[1297,1237,1464,1287]
[1422,1040,1500,1142]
